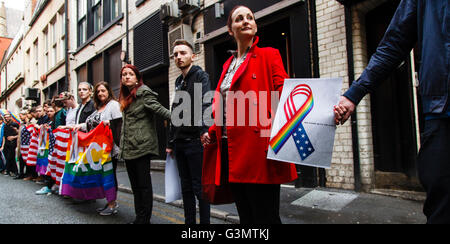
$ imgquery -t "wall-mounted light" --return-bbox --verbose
[120,51,129,63]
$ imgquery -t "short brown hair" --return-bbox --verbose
[173,39,194,52]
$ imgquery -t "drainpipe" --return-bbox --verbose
[65,0,69,89]
[344,3,362,192]
[307,0,326,187]
[125,0,130,63]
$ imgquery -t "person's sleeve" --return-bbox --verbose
[142,89,171,120]
[200,71,213,136]
[167,122,175,150]
[344,0,417,105]
[271,48,288,94]
[110,101,123,120]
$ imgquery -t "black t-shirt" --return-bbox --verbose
[3,122,19,147]
[37,115,50,125]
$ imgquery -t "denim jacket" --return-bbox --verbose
[344,0,449,116]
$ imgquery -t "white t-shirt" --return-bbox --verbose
[65,107,78,126]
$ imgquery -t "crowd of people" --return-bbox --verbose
[0,1,448,225]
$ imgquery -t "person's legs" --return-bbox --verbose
[417,118,450,224]
[230,183,281,224]
[4,146,17,176]
[15,156,26,179]
[175,142,197,224]
[125,154,153,224]
[176,140,211,224]
[0,151,5,173]
[185,140,210,224]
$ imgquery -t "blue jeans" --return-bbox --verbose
[175,139,211,224]
[0,151,5,172]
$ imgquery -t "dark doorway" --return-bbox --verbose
[366,1,422,190]
[143,70,170,160]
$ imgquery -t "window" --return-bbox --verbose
[78,0,87,46]
[59,10,66,62]
[77,0,122,47]
[111,0,120,20]
[50,19,57,67]
[92,0,102,33]
[33,40,39,81]
[43,28,49,72]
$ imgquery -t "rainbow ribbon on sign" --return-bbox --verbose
[269,84,315,160]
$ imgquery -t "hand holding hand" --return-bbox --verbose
[334,96,356,125]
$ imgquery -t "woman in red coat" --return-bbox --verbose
[202,5,298,224]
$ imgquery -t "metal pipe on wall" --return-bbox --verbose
[343,3,362,192]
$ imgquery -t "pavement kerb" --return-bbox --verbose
[117,184,240,224]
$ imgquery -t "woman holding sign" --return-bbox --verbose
[119,64,171,224]
[201,5,297,224]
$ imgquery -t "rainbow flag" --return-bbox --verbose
[36,128,54,176]
[60,123,116,202]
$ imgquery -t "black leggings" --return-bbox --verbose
[125,154,153,224]
[221,139,282,224]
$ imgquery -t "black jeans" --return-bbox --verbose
[4,145,17,175]
[221,139,282,224]
[175,139,211,224]
[125,154,153,224]
[0,150,5,172]
[18,155,26,177]
[417,118,450,224]
[26,166,38,178]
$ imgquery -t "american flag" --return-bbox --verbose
[47,128,70,185]
[25,126,38,166]
[20,125,33,162]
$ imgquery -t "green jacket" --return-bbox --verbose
[119,84,171,160]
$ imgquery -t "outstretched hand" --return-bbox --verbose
[334,96,356,125]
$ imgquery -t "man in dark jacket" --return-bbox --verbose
[2,112,19,177]
[166,39,212,224]
[335,0,449,224]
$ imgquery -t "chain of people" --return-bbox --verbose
[1,1,449,224]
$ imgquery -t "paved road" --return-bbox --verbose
[0,173,229,224]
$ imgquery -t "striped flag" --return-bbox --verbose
[20,125,33,162]
[48,128,71,185]
[26,126,39,167]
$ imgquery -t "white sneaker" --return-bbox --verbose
[35,186,52,195]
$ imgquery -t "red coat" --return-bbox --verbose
[207,37,298,185]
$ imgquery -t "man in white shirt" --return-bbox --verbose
[56,91,78,126]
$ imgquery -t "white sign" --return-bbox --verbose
[165,153,182,203]
[267,78,342,169]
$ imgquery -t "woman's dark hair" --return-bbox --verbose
[227,5,255,31]
[119,64,144,111]
[93,81,116,110]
